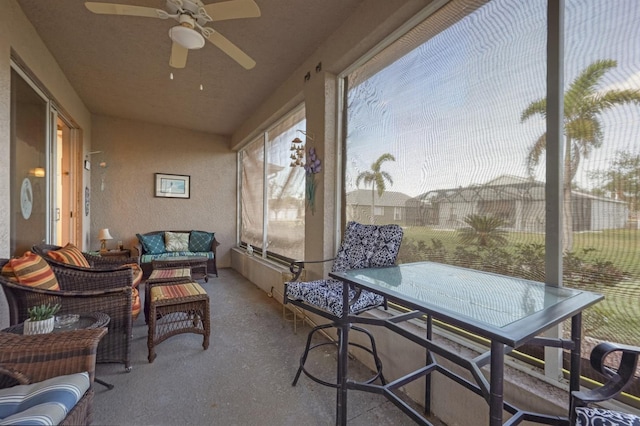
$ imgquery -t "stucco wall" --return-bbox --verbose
[0,0,93,328]
[89,115,235,267]
[0,0,92,258]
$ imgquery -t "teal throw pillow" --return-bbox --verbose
[189,231,214,252]
[136,233,166,255]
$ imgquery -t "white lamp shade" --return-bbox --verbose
[98,228,113,241]
[169,26,205,49]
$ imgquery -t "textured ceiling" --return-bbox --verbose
[16,0,364,137]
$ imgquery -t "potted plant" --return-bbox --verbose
[23,303,61,335]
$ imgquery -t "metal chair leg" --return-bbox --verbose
[293,323,334,386]
[293,322,385,388]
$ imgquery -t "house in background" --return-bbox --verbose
[406,175,628,232]
[346,189,411,225]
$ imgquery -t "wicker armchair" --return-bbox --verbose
[32,243,138,270]
[0,258,133,370]
[0,328,107,426]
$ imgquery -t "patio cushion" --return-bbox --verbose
[136,233,166,255]
[331,222,404,273]
[116,263,142,319]
[164,232,189,252]
[286,279,384,317]
[0,371,89,426]
[150,281,206,302]
[140,251,214,264]
[0,252,60,291]
[131,287,141,319]
[47,243,91,268]
[118,263,143,288]
[189,231,214,252]
[286,222,403,318]
[575,407,640,425]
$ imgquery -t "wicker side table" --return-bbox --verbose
[3,312,110,334]
[3,312,114,390]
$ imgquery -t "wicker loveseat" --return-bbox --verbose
[134,230,219,279]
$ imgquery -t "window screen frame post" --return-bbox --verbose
[544,0,565,382]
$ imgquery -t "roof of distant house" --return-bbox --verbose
[411,174,626,205]
[346,189,412,207]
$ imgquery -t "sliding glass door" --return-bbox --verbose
[10,67,49,256]
[10,64,81,256]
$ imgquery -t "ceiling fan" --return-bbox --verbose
[84,0,260,69]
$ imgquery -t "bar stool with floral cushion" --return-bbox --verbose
[283,221,404,389]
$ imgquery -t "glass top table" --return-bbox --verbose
[331,261,602,347]
[3,312,110,334]
[329,261,604,425]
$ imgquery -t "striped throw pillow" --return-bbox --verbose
[47,243,90,268]
[0,252,60,290]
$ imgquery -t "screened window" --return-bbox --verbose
[344,0,640,398]
[239,106,306,261]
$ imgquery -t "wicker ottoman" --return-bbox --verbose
[147,281,210,363]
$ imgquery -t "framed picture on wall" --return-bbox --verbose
[155,173,190,199]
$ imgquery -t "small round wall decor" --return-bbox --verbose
[20,178,33,220]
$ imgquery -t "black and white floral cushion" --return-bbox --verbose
[575,407,640,426]
[286,221,403,317]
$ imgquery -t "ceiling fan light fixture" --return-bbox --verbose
[169,25,205,49]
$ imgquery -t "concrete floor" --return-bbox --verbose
[92,268,440,425]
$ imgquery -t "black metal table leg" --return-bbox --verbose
[425,313,432,415]
[570,313,582,395]
[490,340,504,426]
[336,280,351,426]
[95,377,114,390]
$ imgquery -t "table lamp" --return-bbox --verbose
[98,228,113,252]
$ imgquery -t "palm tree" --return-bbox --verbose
[356,153,395,223]
[458,214,508,247]
[521,59,640,252]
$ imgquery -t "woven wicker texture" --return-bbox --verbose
[1,258,133,370]
[0,328,106,426]
[32,244,138,269]
[147,280,210,363]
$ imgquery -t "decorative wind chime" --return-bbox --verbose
[289,132,321,215]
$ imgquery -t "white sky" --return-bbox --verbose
[346,0,640,197]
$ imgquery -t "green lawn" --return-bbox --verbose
[400,226,640,345]
[401,226,639,276]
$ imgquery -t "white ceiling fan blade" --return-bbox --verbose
[202,0,261,22]
[204,30,255,69]
[85,2,164,18]
[169,42,189,68]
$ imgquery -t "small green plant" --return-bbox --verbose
[27,303,61,321]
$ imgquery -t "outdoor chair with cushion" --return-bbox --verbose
[32,243,142,319]
[0,254,133,371]
[284,221,404,388]
[0,328,106,426]
[571,341,640,425]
